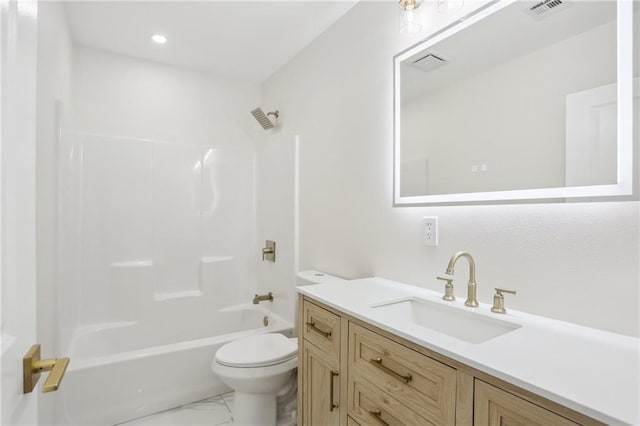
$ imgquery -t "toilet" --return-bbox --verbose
[212,271,346,426]
[212,333,297,426]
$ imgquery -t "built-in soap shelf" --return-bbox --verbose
[200,256,234,264]
[110,260,153,268]
[107,256,237,303]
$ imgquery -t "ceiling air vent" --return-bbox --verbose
[525,0,572,19]
[410,52,450,73]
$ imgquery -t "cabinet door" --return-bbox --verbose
[302,341,341,426]
[474,380,580,426]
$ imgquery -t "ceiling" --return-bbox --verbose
[64,1,359,84]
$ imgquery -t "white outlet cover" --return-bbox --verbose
[423,217,438,246]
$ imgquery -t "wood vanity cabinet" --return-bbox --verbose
[298,295,605,426]
[299,300,344,426]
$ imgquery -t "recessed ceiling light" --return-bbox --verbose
[151,34,167,44]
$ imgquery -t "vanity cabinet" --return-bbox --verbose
[299,300,344,426]
[298,295,604,426]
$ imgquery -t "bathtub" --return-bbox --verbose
[53,304,293,425]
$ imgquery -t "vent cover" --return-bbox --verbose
[410,52,450,73]
[525,0,572,19]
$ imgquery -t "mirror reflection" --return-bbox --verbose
[397,0,637,199]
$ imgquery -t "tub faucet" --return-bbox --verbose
[253,292,274,304]
[443,251,479,307]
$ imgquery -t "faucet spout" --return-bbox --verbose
[252,292,274,304]
[444,251,479,307]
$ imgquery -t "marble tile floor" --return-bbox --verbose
[118,392,235,426]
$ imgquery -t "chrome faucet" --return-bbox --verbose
[442,251,479,307]
[252,292,274,304]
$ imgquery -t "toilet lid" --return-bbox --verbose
[215,333,297,368]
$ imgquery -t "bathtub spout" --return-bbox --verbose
[253,292,274,304]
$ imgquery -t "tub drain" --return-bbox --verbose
[263,316,269,326]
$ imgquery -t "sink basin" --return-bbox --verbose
[371,298,521,344]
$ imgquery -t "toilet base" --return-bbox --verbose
[231,392,276,426]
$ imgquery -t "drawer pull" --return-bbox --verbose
[370,357,412,384]
[306,320,332,338]
[369,409,390,426]
[329,370,339,412]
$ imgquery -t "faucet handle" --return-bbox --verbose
[436,275,455,301]
[491,288,516,314]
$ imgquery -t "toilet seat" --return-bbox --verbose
[215,333,297,368]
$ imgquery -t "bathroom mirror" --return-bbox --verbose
[393,0,637,205]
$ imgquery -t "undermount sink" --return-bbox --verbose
[371,298,521,344]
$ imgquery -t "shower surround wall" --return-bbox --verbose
[47,45,300,425]
[57,135,256,352]
[57,46,263,349]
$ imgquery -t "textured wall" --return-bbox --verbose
[262,1,640,336]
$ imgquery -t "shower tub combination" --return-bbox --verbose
[53,304,293,425]
[52,135,297,425]
[52,134,285,425]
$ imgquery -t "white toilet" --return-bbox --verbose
[212,333,298,426]
[212,271,346,426]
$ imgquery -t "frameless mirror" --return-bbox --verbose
[394,0,637,205]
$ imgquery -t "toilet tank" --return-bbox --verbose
[294,270,346,336]
[296,270,346,286]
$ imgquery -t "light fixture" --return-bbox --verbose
[437,0,464,13]
[399,0,422,35]
[151,34,168,44]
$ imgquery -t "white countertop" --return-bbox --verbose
[297,277,640,425]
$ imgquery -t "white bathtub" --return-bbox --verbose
[53,305,293,425]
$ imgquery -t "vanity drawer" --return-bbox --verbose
[348,323,456,425]
[303,300,341,358]
[474,380,581,426]
[349,376,433,426]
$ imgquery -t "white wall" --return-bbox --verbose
[72,45,262,147]
[262,1,640,337]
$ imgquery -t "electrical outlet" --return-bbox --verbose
[423,217,438,246]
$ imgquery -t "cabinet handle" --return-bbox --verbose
[369,409,390,426]
[329,370,339,412]
[306,320,331,338]
[370,357,412,384]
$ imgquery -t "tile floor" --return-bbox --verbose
[118,392,234,426]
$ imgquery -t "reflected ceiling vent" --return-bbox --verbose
[410,52,450,73]
[525,0,572,19]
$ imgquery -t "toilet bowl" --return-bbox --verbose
[212,333,298,426]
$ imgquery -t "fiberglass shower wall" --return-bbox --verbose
[57,46,262,352]
[57,134,256,351]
